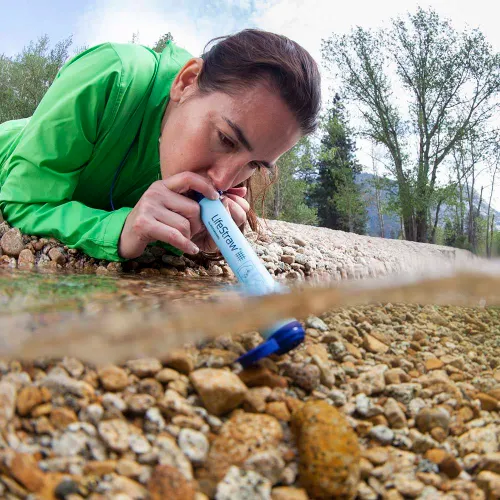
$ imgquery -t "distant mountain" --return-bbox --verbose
[355,172,500,238]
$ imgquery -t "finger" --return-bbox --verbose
[152,209,192,240]
[146,219,199,254]
[224,192,250,214]
[161,173,219,200]
[222,196,248,228]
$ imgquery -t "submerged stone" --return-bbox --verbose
[291,400,360,499]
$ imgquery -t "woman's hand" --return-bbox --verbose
[191,186,250,253]
[118,172,219,260]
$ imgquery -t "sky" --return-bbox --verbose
[1,0,499,207]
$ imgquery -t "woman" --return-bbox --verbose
[0,30,321,262]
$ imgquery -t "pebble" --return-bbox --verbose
[305,316,328,331]
[393,473,425,498]
[0,228,24,256]
[148,464,196,500]
[244,450,285,484]
[363,334,389,354]
[369,425,394,445]
[207,412,283,481]
[475,470,500,499]
[415,407,450,433]
[215,466,272,500]
[178,428,209,465]
[190,368,248,416]
[282,363,320,392]
[156,434,193,480]
[125,358,163,377]
[270,486,309,500]
[292,400,360,499]
[238,366,288,388]
[98,365,129,391]
[98,419,130,452]
[384,398,407,429]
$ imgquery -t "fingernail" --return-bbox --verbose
[211,191,220,200]
[190,243,200,254]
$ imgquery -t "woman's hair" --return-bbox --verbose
[199,29,321,136]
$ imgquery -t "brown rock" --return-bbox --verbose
[238,366,288,388]
[50,407,78,430]
[282,363,320,392]
[476,471,500,499]
[190,368,247,416]
[415,407,450,433]
[439,455,462,479]
[163,348,196,374]
[198,348,239,368]
[0,228,24,257]
[292,400,360,499]
[98,365,129,392]
[10,453,46,492]
[126,393,155,414]
[17,248,35,267]
[83,460,117,476]
[48,247,67,265]
[156,368,180,383]
[362,447,389,465]
[0,381,16,427]
[125,358,163,377]
[344,342,362,360]
[16,386,49,416]
[457,406,475,422]
[425,448,447,464]
[31,403,52,417]
[244,387,272,413]
[478,453,500,474]
[430,426,447,443]
[271,486,309,499]
[363,334,389,354]
[425,358,444,371]
[266,401,291,421]
[148,464,196,500]
[476,392,499,411]
[207,412,283,480]
[137,378,164,399]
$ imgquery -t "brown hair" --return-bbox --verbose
[199,29,321,136]
[197,29,320,246]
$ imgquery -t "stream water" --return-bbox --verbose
[1,258,500,365]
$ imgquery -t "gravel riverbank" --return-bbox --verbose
[0,219,499,499]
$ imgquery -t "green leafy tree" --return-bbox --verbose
[323,7,500,242]
[258,137,318,225]
[152,33,174,53]
[309,95,367,234]
[0,35,73,123]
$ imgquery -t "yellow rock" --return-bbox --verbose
[291,400,360,499]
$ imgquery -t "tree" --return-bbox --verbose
[0,35,72,123]
[310,95,367,234]
[256,137,318,225]
[152,33,174,53]
[323,7,500,243]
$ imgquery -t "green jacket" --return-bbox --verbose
[0,41,192,261]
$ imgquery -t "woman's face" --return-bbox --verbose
[159,58,302,192]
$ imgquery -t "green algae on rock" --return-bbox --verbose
[291,400,361,499]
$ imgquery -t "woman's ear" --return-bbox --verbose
[169,58,204,103]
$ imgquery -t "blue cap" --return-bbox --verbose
[236,320,305,368]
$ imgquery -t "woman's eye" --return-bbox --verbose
[218,131,235,149]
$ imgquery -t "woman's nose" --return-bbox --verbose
[207,162,242,192]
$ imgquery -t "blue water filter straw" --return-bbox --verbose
[193,192,305,368]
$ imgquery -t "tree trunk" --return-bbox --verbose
[431,199,443,243]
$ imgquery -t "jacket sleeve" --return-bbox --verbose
[0,44,141,261]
